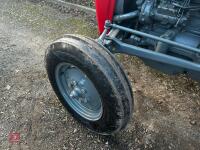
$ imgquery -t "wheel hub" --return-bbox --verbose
[55,63,103,121]
[69,80,88,103]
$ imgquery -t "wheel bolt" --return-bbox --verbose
[81,89,87,94]
[70,90,78,99]
[79,79,86,86]
[70,80,77,88]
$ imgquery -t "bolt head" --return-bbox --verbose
[81,89,87,94]
[70,80,77,88]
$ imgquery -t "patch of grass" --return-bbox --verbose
[3,1,97,40]
[67,18,97,38]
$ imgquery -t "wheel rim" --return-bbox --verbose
[55,63,103,121]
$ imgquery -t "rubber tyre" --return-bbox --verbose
[45,35,133,135]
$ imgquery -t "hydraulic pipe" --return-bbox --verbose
[113,11,139,22]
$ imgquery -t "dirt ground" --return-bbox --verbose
[0,0,200,150]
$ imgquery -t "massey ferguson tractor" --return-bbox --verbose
[45,0,200,135]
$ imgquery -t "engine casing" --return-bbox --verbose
[129,0,200,75]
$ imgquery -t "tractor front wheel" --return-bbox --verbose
[45,35,133,135]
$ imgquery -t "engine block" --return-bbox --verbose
[138,0,188,26]
[126,0,200,74]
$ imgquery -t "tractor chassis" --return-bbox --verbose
[100,21,200,81]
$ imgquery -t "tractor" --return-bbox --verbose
[45,0,200,135]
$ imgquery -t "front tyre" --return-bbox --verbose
[45,35,133,135]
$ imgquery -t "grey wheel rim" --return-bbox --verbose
[55,63,103,121]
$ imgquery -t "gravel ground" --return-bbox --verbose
[63,0,94,8]
[0,0,200,150]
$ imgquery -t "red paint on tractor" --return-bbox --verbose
[95,0,116,34]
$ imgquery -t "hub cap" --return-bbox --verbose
[55,63,103,121]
